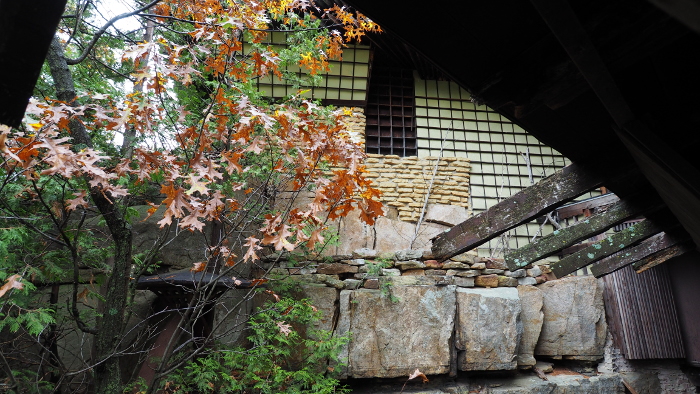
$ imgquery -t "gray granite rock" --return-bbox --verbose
[454,277,475,288]
[535,276,607,359]
[353,248,377,259]
[517,286,543,367]
[526,265,542,277]
[395,260,426,270]
[395,249,424,261]
[505,269,526,278]
[455,287,522,371]
[424,203,469,226]
[339,286,456,378]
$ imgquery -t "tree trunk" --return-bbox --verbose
[46,36,133,394]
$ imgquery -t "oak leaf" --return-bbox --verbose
[0,274,23,298]
[276,321,292,337]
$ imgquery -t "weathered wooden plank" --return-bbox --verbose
[551,220,661,278]
[431,163,602,260]
[555,193,620,220]
[633,243,693,274]
[589,233,681,278]
[506,198,653,270]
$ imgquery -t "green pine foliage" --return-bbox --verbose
[159,297,350,394]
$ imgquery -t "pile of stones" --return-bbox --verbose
[260,248,554,290]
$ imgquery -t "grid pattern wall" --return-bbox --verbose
[253,32,370,102]
[413,76,573,256]
[364,67,417,156]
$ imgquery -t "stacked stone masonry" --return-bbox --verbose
[339,107,366,145]
[261,252,610,382]
[261,248,554,291]
[364,154,471,222]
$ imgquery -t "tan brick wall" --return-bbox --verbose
[340,107,366,145]
[364,154,470,222]
[339,107,471,223]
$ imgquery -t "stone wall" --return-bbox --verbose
[599,335,697,393]
[263,249,609,377]
[364,154,471,222]
[340,107,471,224]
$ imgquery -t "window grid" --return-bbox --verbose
[364,67,417,156]
[413,76,579,255]
[249,33,371,103]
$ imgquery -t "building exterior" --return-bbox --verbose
[255,34,592,256]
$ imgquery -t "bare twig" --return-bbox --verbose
[65,0,162,65]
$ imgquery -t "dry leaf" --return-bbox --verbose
[0,274,24,298]
[276,321,292,336]
[408,368,429,383]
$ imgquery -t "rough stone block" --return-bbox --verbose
[364,278,379,289]
[381,268,401,276]
[539,264,552,274]
[505,269,526,278]
[475,274,499,288]
[471,262,486,270]
[483,268,505,275]
[485,259,508,270]
[443,262,471,269]
[343,279,362,290]
[454,277,475,287]
[317,263,358,275]
[340,286,456,378]
[396,260,426,270]
[401,269,425,276]
[451,269,480,278]
[352,248,377,259]
[395,249,424,261]
[518,277,537,286]
[498,276,519,287]
[424,259,443,268]
[373,218,414,253]
[517,286,544,367]
[425,269,447,276]
[382,276,437,286]
[535,276,607,359]
[526,266,542,277]
[424,204,469,226]
[451,250,477,262]
[455,288,522,371]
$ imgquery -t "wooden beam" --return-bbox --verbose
[589,233,683,277]
[431,163,602,260]
[555,193,619,220]
[648,0,700,35]
[529,0,634,127]
[550,220,661,278]
[616,121,700,253]
[505,197,655,270]
[633,243,693,274]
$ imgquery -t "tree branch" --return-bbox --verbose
[65,0,162,65]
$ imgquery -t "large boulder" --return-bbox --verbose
[517,285,543,367]
[337,286,456,378]
[535,276,607,359]
[424,203,469,226]
[455,287,522,371]
[332,209,375,255]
